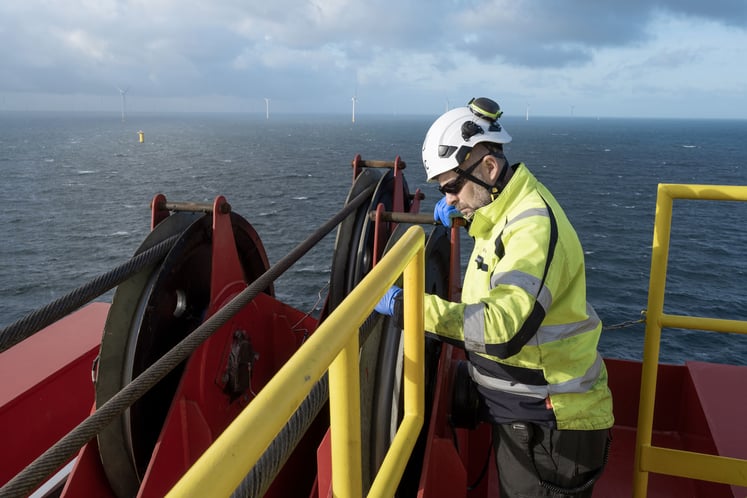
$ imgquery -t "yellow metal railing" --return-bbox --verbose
[166,225,426,498]
[633,184,747,497]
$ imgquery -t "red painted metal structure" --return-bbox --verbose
[0,303,108,489]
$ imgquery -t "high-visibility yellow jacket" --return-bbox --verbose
[424,164,614,430]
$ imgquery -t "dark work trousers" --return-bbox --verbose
[493,422,610,498]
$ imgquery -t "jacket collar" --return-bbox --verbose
[469,163,532,238]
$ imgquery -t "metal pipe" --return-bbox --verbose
[158,200,232,214]
[368,211,437,225]
[354,159,406,170]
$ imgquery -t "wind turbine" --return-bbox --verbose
[117,86,129,122]
[264,98,270,120]
[351,95,357,123]
[526,103,530,121]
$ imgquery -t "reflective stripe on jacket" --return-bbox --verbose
[423,164,613,430]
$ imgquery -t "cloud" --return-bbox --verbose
[0,0,745,116]
[657,0,747,28]
[447,0,744,68]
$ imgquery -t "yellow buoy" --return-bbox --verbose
[138,130,145,143]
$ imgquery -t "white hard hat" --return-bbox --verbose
[421,97,512,182]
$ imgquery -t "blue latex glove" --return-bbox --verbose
[375,286,402,316]
[433,197,461,228]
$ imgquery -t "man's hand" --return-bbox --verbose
[375,286,402,316]
[434,197,462,228]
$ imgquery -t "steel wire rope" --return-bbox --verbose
[0,185,375,498]
[602,310,647,331]
[230,374,329,498]
[0,234,181,353]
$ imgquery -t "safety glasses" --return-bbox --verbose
[438,175,468,195]
[438,153,487,195]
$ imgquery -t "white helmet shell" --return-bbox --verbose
[421,98,512,182]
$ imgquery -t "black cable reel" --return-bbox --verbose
[327,164,452,495]
[95,208,272,498]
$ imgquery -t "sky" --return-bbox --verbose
[0,0,745,119]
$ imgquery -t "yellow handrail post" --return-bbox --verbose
[633,185,673,497]
[329,331,363,498]
[367,239,425,497]
[403,241,425,425]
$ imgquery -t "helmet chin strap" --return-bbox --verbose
[489,157,512,201]
[463,154,511,201]
[455,153,513,201]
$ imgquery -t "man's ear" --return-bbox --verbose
[484,155,503,183]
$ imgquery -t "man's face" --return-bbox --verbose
[436,159,493,219]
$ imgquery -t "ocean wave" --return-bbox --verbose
[2,114,745,364]
[292,266,330,273]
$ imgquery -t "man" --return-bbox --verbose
[376,97,613,497]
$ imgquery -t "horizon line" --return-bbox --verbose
[0,108,744,121]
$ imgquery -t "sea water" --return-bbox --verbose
[1,111,746,365]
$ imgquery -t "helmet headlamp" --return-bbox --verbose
[468,97,503,122]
